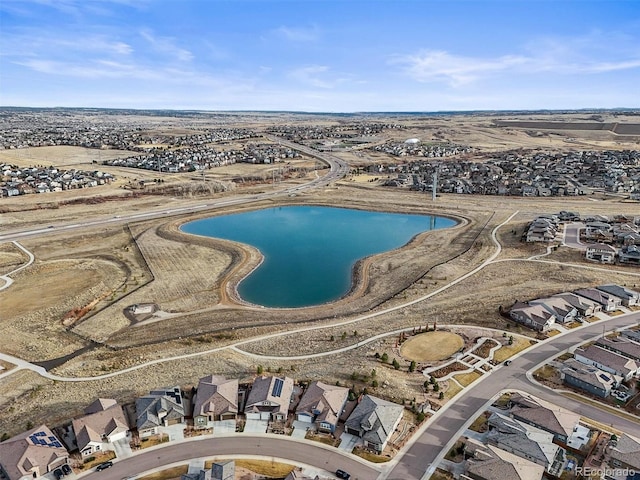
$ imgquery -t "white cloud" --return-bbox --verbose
[395,50,528,86]
[289,65,333,88]
[395,37,640,86]
[140,29,193,62]
[273,26,319,42]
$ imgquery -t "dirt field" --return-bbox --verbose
[400,332,464,362]
[2,111,640,437]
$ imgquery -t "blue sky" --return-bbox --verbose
[1,0,639,111]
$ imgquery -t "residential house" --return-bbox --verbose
[574,288,623,312]
[619,245,640,265]
[608,433,640,473]
[621,329,640,343]
[508,393,580,445]
[553,293,601,316]
[182,461,235,480]
[192,375,238,429]
[530,296,578,324]
[0,425,69,480]
[596,285,640,307]
[71,398,128,456]
[136,386,185,438]
[284,469,320,480]
[584,244,617,263]
[344,394,404,453]
[560,358,622,398]
[486,412,562,472]
[573,345,639,381]
[295,381,349,433]
[596,337,640,362]
[621,232,640,246]
[462,438,545,480]
[508,302,557,332]
[244,376,294,422]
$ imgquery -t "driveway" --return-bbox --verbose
[112,437,133,459]
[213,420,236,435]
[159,424,185,442]
[338,432,361,453]
[291,420,312,439]
[244,419,268,434]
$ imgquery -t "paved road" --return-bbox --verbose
[77,435,380,480]
[563,222,586,250]
[384,311,640,480]
[0,137,349,244]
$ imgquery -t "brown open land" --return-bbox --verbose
[400,332,464,362]
[1,111,640,437]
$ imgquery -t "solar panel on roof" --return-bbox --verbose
[272,378,284,397]
[52,442,62,448]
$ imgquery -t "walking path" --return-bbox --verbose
[0,241,34,291]
[0,211,520,382]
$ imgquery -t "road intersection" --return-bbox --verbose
[1,142,639,479]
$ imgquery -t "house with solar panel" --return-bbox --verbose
[136,386,185,438]
[0,425,69,480]
[71,398,129,457]
[244,376,294,421]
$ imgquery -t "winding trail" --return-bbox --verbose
[0,241,34,291]
[0,211,518,382]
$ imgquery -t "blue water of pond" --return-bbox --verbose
[181,205,457,307]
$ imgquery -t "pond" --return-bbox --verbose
[181,205,457,307]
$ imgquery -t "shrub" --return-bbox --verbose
[392,358,400,370]
[257,365,263,375]
[381,353,389,363]
[409,361,416,373]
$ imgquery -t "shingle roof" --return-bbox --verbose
[465,440,545,480]
[609,433,640,470]
[193,375,238,418]
[509,393,579,439]
[596,337,640,361]
[487,412,559,467]
[344,395,404,447]
[596,284,640,302]
[136,387,185,430]
[0,425,68,480]
[244,376,294,416]
[575,345,638,377]
[72,403,128,452]
[296,381,349,427]
[561,358,621,392]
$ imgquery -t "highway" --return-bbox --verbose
[0,136,350,243]
[3,140,640,480]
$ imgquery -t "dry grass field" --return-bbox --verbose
[1,112,640,437]
[0,244,28,273]
[400,332,464,362]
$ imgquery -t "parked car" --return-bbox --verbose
[504,360,512,366]
[53,468,64,480]
[61,464,72,475]
[336,469,351,479]
[96,461,114,471]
